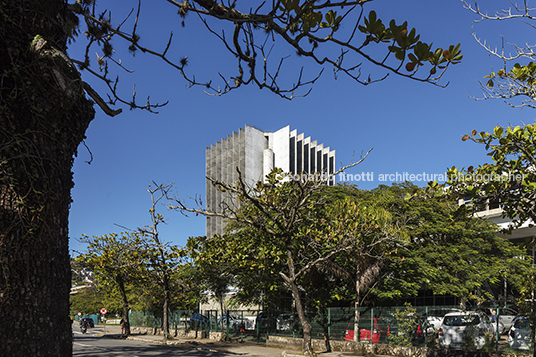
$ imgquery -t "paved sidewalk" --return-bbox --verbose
[78,322,357,357]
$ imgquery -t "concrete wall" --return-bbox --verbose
[206,124,336,237]
[131,326,226,341]
[244,125,266,187]
[269,125,290,173]
[266,336,525,357]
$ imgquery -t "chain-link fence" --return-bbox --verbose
[127,305,532,353]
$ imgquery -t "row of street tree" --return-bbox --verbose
[75,164,534,354]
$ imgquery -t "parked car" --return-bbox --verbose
[494,308,518,332]
[477,308,506,334]
[383,313,434,345]
[424,309,462,334]
[218,313,246,331]
[345,318,383,343]
[491,319,506,335]
[80,317,94,328]
[255,312,276,332]
[508,316,532,351]
[438,311,494,350]
[189,313,208,330]
[410,315,435,343]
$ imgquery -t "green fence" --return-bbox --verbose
[128,305,532,353]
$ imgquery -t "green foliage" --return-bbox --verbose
[76,227,196,323]
[279,0,340,33]
[358,11,462,73]
[358,10,387,40]
[387,303,419,346]
[69,287,105,316]
[347,183,530,304]
[485,62,536,89]
[429,122,536,305]
[75,232,147,291]
[193,177,530,312]
[186,235,234,310]
[75,231,151,333]
[384,213,527,302]
[189,168,407,315]
[451,122,536,227]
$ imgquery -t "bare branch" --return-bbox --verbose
[82,81,122,116]
[462,0,536,108]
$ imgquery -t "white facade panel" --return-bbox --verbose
[206,125,336,237]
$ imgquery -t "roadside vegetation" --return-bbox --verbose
[74,178,530,354]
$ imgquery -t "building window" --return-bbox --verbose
[290,137,295,174]
[310,147,316,173]
[297,140,302,174]
[304,144,309,173]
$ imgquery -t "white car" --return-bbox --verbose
[425,309,462,334]
[438,311,494,350]
[494,308,518,331]
[508,316,532,351]
[218,314,246,331]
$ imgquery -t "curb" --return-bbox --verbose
[91,330,350,357]
[125,335,284,355]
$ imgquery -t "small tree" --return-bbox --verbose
[75,232,147,336]
[387,303,419,347]
[186,235,236,316]
[134,183,188,339]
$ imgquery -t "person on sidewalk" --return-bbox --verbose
[120,318,125,335]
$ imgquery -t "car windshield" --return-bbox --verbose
[443,315,480,326]
[514,318,530,329]
[428,310,445,317]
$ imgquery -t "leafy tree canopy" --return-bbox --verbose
[444,124,536,229]
[68,0,463,111]
[428,122,536,310]
[183,175,528,354]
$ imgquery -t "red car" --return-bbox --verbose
[345,318,383,343]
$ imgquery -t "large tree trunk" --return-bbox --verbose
[162,283,171,339]
[117,275,131,337]
[0,1,95,355]
[353,260,383,342]
[289,278,314,356]
[317,305,332,352]
[353,290,361,342]
[285,250,314,356]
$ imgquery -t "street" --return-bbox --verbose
[73,326,236,356]
[71,324,296,357]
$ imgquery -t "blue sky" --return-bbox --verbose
[68,0,536,254]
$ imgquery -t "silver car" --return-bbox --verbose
[425,309,462,334]
[507,316,532,351]
[494,308,518,331]
[438,311,494,350]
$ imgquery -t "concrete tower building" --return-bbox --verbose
[205,125,335,238]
